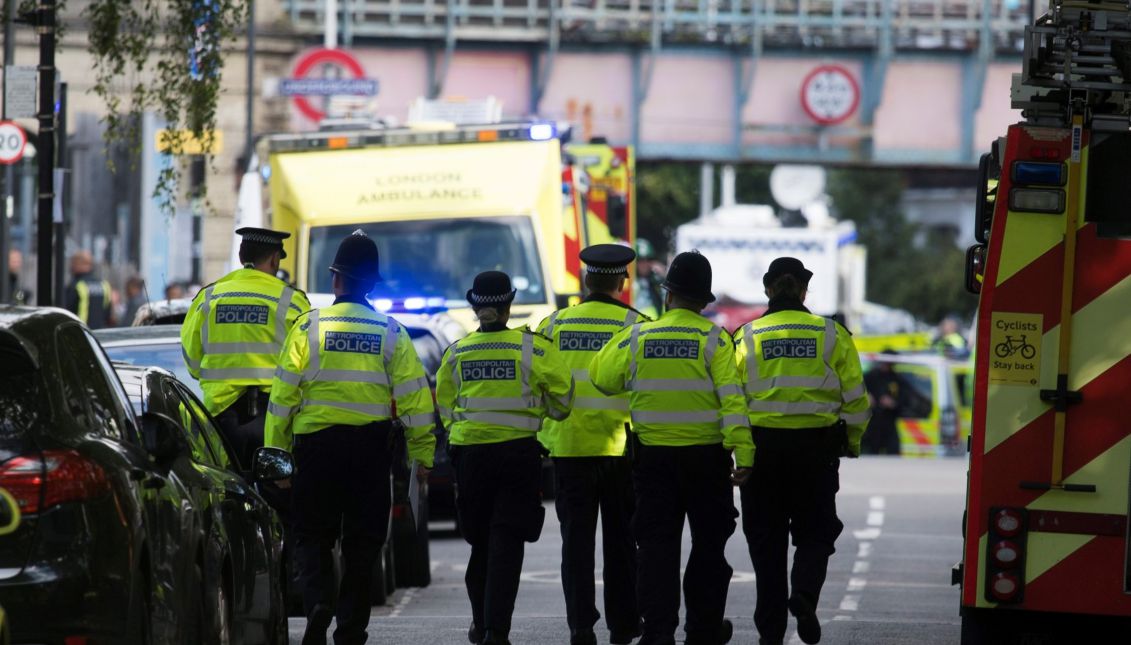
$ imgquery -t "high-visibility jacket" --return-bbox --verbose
[588,308,754,467]
[263,300,437,468]
[535,295,649,457]
[181,268,311,415]
[437,327,574,446]
[733,306,871,456]
[66,275,113,330]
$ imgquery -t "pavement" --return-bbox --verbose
[289,456,967,644]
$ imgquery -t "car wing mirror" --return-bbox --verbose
[252,447,294,482]
[0,488,21,536]
[141,411,189,461]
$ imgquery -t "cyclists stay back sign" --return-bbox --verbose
[989,312,1042,386]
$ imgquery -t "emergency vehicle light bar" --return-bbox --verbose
[267,122,560,155]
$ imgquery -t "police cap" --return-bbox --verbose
[329,230,382,283]
[662,250,716,303]
[763,256,813,288]
[580,243,636,275]
[236,227,290,259]
[467,271,516,306]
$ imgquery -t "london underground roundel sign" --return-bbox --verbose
[286,48,376,123]
[800,64,860,126]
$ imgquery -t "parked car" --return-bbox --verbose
[0,305,241,642]
[859,351,972,457]
[112,363,289,643]
[130,298,193,326]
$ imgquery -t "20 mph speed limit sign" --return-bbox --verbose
[0,121,27,165]
[800,65,860,126]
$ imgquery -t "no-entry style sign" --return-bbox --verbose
[800,65,860,126]
[0,121,27,165]
[285,49,379,123]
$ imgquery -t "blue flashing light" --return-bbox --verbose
[529,123,556,141]
[1012,162,1065,186]
[370,295,449,314]
[374,298,394,312]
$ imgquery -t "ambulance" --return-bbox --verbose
[235,121,635,332]
[957,1,1131,640]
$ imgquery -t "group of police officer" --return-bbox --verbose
[180,226,870,645]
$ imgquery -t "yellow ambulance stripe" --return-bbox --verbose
[1024,533,1094,585]
[984,273,1131,453]
[1028,435,1131,516]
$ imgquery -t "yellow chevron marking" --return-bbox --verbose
[1029,436,1131,515]
[973,533,996,609]
[984,273,1131,454]
[1025,533,1094,584]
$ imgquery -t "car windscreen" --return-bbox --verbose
[0,336,48,438]
[307,217,547,306]
[102,342,203,400]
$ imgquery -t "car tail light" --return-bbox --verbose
[985,507,1027,604]
[0,451,110,514]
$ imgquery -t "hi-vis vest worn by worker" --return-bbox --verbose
[72,276,113,329]
[734,308,871,456]
[588,308,755,467]
[263,301,438,467]
[536,297,648,457]
[181,268,311,415]
[437,328,574,446]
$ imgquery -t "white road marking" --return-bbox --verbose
[869,496,886,510]
[857,542,873,558]
[852,560,871,574]
[388,588,418,618]
[853,528,882,540]
[867,511,885,527]
[847,577,868,592]
[839,595,860,611]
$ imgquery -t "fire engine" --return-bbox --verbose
[958,1,1131,640]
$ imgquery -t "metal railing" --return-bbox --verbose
[286,0,1031,51]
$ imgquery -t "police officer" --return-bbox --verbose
[264,231,436,645]
[733,257,870,645]
[590,250,753,645]
[536,244,647,645]
[437,271,574,645]
[181,227,311,470]
[64,250,113,329]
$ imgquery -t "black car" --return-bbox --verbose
[0,305,235,643]
[113,363,289,643]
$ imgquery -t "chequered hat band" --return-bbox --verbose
[242,233,284,245]
[469,290,516,305]
[585,264,629,275]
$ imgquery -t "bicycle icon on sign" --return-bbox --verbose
[995,335,1036,360]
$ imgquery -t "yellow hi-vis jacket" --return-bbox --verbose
[734,307,871,456]
[181,268,311,415]
[535,295,649,457]
[588,308,754,468]
[437,327,574,446]
[263,301,438,468]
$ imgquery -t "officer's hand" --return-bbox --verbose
[275,478,292,490]
[844,447,860,459]
[731,467,752,486]
[416,464,432,484]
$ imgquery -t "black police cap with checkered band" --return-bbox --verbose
[236,227,290,259]
[580,243,636,275]
[467,271,516,306]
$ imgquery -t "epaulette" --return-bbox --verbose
[521,326,554,343]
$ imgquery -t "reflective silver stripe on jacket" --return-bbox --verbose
[454,411,542,432]
[748,375,834,391]
[627,323,644,388]
[544,310,562,338]
[274,367,303,387]
[393,376,430,398]
[316,369,392,386]
[574,396,630,411]
[276,287,294,345]
[545,379,576,418]
[301,399,392,417]
[823,318,837,362]
[721,413,750,427]
[399,412,436,428]
[520,332,534,402]
[200,286,215,347]
[200,367,275,380]
[715,384,743,398]
[747,399,841,415]
[843,410,870,425]
[267,401,294,418]
[202,341,279,355]
[704,326,722,367]
[842,382,867,403]
[624,308,638,325]
[631,410,719,424]
[383,317,399,370]
[305,311,321,379]
[183,347,201,371]
[572,368,590,382]
[458,396,539,411]
[633,378,714,392]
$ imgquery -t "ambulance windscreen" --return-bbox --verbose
[307,216,547,307]
[1084,131,1131,238]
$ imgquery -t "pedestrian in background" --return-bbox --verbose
[437,271,574,645]
[122,276,146,326]
[536,244,647,645]
[590,250,752,645]
[265,231,436,645]
[862,350,906,456]
[63,250,114,329]
[733,257,870,645]
[181,227,311,471]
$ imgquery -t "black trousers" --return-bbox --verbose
[452,438,546,637]
[293,422,393,645]
[632,443,737,645]
[553,456,638,635]
[740,427,844,643]
[213,389,271,472]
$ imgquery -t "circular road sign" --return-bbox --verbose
[0,121,27,165]
[800,65,860,126]
[290,48,368,123]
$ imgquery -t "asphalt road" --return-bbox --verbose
[290,456,967,644]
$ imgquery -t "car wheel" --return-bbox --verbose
[127,559,154,645]
[213,574,233,645]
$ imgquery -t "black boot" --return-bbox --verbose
[570,628,598,645]
[788,595,821,645]
[301,603,333,645]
